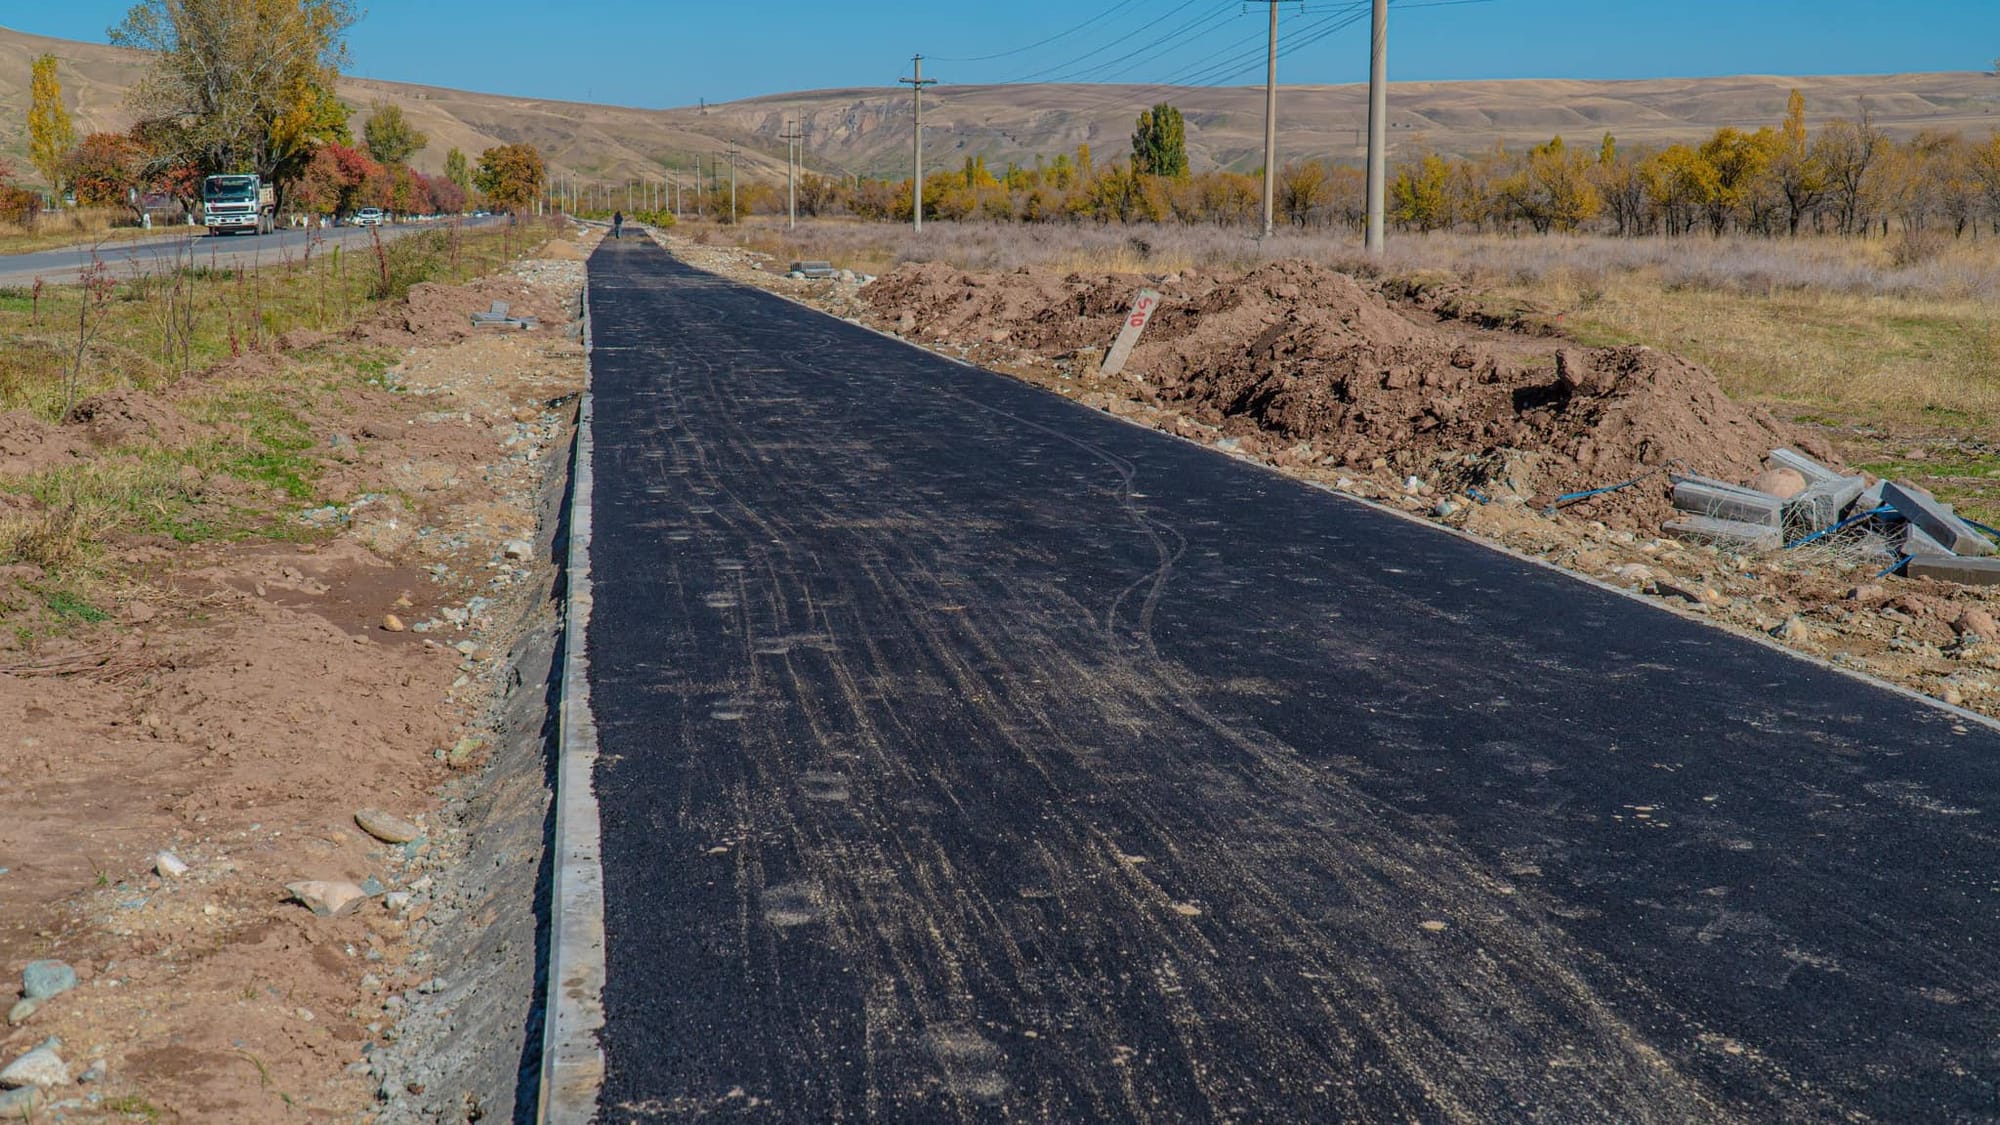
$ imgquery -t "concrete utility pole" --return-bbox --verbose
[727,143,739,223]
[780,122,805,230]
[1364,0,1388,255]
[899,55,938,233]
[1261,1,1280,239]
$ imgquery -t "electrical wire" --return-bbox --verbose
[930,0,1146,63]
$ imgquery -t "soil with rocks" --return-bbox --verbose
[0,232,598,1122]
[860,258,1826,529]
[662,230,2000,725]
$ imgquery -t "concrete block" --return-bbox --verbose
[1769,447,1846,487]
[1903,522,1955,558]
[1784,476,1867,533]
[1906,556,2000,586]
[1883,481,1996,557]
[1856,479,1886,513]
[1671,480,1783,528]
[1664,515,1782,552]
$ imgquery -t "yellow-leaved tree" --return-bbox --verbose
[27,54,76,201]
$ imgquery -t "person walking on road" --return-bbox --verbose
[612,211,623,240]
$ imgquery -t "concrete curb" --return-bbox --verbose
[537,277,607,1124]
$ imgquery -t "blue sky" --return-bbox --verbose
[7,1,1997,108]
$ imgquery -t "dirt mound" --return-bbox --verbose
[864,258,1806,526]
[350,275,563,347]
[537,238,587,261]
[64,389,203,447]
[0,411,84,476]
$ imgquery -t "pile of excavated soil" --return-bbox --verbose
[64,388,205,447]
[0,411,84,476]
[351,274,565,347]
[865,259,1822,526]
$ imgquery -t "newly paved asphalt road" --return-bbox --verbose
[584,236,2000,1122]
[0,217,498,287]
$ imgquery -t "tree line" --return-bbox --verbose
[5,0,547,225]
[730,94,2000,242]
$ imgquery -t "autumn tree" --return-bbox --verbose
[363,103,427,166]
[796,172,837,217]
[1697,127,1779,234]
[1970,131,2000,232]
[1131,104,1189,179]
[1772,89,1827,235]
[1390,154,1455,231]
[112,0,357,183]
[1501,136,1602,233]
[475,143,547,211]
[27,54,76,201]
[1814,104,1885,235]
[63,133,146,207]
[1277,161,1329,227]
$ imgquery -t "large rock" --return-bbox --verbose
[354,809,424,846]
[286,880,370,918]
[0,1039,68,1089]
[1747,467,1808,500]
[20,961,75,1001]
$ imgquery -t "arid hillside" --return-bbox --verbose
[3,22,1998,185]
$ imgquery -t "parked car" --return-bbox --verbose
[352,208,385,227]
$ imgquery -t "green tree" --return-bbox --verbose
[443,146,471,193]
[363,102,427,166]
[112,0,357,183]
[1131,103,1189,179]
[475,143,546,211]
[27,54,76,200]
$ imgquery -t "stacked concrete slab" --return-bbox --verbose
[1659,446,2000,586]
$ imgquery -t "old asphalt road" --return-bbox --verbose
[584,236,2000,1122]
[0,216,500,287]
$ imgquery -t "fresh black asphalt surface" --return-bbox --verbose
[583,236,2000,1122]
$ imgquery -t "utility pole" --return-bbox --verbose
[1364,0,1388,254]
[728,143,744,224]
[899,55,938,233]
[780,121,805,230]
[1261,1,1280,239]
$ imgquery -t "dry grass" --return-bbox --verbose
[0,208,194,255]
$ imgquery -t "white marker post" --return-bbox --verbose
[1099,288,1162,381]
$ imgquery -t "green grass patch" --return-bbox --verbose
[45,591,110,622]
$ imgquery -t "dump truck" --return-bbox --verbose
[201,174,276,235]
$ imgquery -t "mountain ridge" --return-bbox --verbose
[3,24,1995,189]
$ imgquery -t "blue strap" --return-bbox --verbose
[1541,470,1658,516]
[1784,505,1894,550]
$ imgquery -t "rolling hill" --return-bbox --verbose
[3,23,1997,192]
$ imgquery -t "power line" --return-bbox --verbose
[931,0,1144,63]
[992,0,1214,84]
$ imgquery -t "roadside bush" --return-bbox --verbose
[0,185,41,225]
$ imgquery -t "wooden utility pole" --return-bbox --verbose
[1365,0,1388,254]
[899,55,938,233]
[1261,1,1280,239]
[780,122,805,229]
